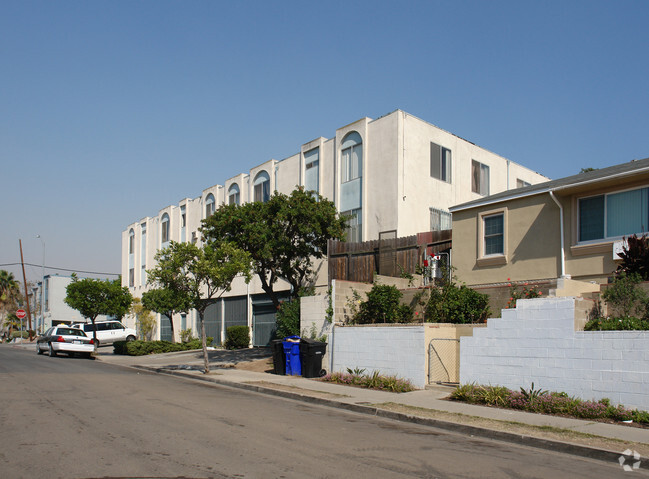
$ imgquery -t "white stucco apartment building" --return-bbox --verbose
[121,110,548,345]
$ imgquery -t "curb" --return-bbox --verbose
[130,365,631,466]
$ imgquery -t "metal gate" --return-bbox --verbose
[160,315,172,342]
[203,302,222,346]
[428,338,460,384]
[252,303,277,347]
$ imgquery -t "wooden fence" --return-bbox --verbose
[327,230,451,283]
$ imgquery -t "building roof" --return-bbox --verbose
[450,157,649,213]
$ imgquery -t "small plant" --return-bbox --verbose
[325,286,334,323]
[519,382,548,403]
[224,325,250,349]
[506,281,543,308]
[347,367,366,376]
[601,272,647,318]
[179,328,195,343]
[321,370,415,393]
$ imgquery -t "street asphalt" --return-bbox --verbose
[8,339,649,469]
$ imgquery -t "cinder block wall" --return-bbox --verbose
[331,325,427,388]
[460,297,649,410]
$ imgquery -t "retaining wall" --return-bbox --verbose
[460,297,649,410]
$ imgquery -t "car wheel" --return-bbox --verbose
[48,343,57,357]
[126,335,136,342]
[36,344,43,355]
[84,352,93,359]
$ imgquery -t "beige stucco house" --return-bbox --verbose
[450,158,649,288]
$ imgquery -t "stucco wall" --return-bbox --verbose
[460,297,649,410]
[331,324,427,388]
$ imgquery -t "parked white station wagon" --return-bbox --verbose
[72,321,137,347]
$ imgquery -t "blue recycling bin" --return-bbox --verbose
[282,336,302,376]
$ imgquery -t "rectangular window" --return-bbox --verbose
[229,192,239,205]
[181,313,187,331]
[516,179,531,188]
[430,142,452,182]
[342,144,362,183]
[129,268,134,287]
[141,265,146,286]
[472,160,490,196]
[128,234,134,254]
[254,181,270,202]
[430,208,452,232]
[483,213,504,255]
[342,208,362,242]
[304,148,320,195]
[578,187,649,242]
[181,205,186,228]
[140,223,146,286]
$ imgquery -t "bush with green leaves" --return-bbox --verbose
[321,370,415,393]
[584,316,649,331]
[425,281,490,324]
[450,383,649,424]
[275,298,301,338]
[351,283,413,324]
[224,325,249,349]
[113,337,211,356]
[602,272,647,318]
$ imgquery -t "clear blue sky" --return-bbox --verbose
[2,0,648,284]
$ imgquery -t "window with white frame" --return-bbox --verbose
[430,208,452,231]
[341,132,362,183]
[304,147,319,195]
[161,213,170,245]
[254,171,270,202]
[342,208,362,243]
[472,160,490,196]
[483,213,504,255]
[205,194,215,217]
[228,183,240,205]
[578,186,649,242]
[430,142,452,183]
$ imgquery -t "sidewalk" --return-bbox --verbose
[10,341,649,465]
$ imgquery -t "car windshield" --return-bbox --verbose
[57,328,86,337]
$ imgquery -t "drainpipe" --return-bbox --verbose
[549,191,567,278]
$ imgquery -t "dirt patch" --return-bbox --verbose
[245,380,350,400]
[234,357,275,373]
[376,402,649,457]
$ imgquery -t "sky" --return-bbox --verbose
[2,0,648,285]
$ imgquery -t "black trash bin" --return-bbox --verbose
[299,338,327,378]
[270,339,285,375]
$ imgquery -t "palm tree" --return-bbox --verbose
[0,270,20,305]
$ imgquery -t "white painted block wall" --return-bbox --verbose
[460,297,649,410]
[331,326,427,389]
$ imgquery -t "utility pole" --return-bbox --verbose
[19,239,33,340]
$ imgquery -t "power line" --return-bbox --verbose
[0,262,120,277]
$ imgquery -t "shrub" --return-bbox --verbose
[275,299,300,338]
[450,383,649,424]
[113,337,212,356]
[616,234,649,280]
[351,283,413,324]
[224,325,249,349]
[584,316,649,331]
[506,283,543,308]
[180,328,195,343]
[425,282,490,323]
[321,370,415,393]
[601,272,647,318]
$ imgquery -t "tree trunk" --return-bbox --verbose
[199,311,209,374]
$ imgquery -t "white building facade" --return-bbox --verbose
[122,110,548,345]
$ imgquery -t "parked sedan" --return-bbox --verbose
[36,326,95,358]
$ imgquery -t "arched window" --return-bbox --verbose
[161,213,170,245]
[128,229,135,255]
[228,183,240,205]
[253,171,270,203]
[341,132,362,182]
[205,193,215,217]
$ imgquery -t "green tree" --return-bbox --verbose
[130,297,156,341]
[64,275,133,345]
[147,241,252,373]
[141,288,189,343]
[201,187,348,308]
[0,270,20,306]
